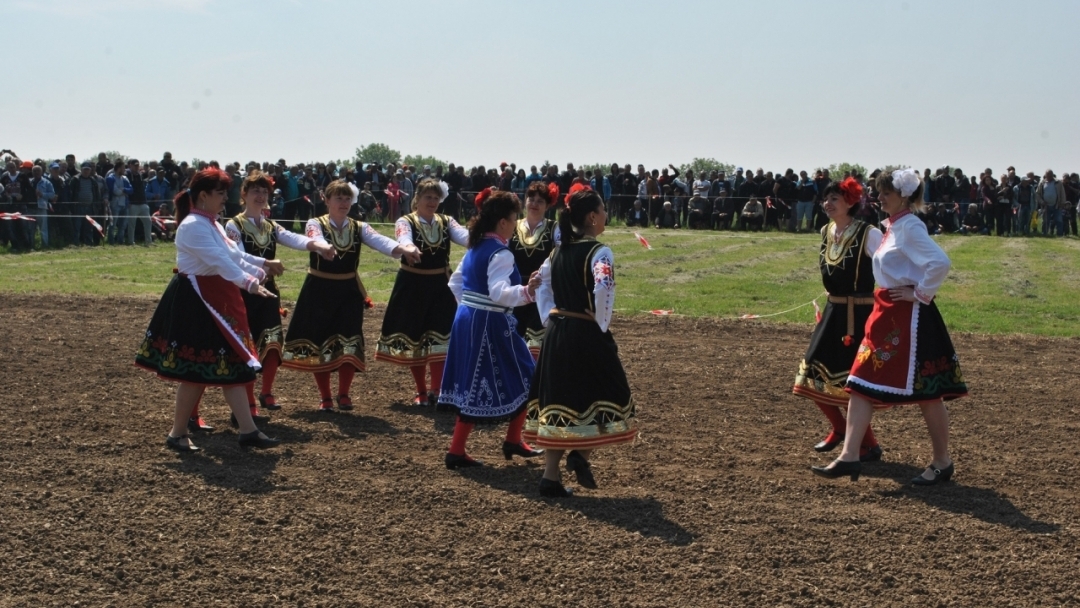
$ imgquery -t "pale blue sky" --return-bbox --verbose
[4,0,1078,175]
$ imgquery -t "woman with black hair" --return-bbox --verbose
[526,184,636,497]
[813,169,968,485]
[135,168,283,452]
[438,190,543,469]
[792,178,883,461]
[508,180,561,358]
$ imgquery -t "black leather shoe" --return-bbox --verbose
[166,434,200,453]
[238,431,281,449]
[259,393,281,411]
[231,412,271,428]
[810,459,861,481]
[911,462,954,486]
[502,441,543,460]
[335,395,354,411]
[539,478,573,497]
[860,445,884,462]
[566,450,597,489]
[187,417,214,433]
[813,433,845,453]
[444,453,483,469]
[427,391,438,407]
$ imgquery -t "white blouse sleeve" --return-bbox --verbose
[274,223,315,251]
[591,245,616,333]
[179,220,264,292]
[487,249,533,308]
[360,222,402,258]
[215,222,265,276]
[864,226,883,256]
[900,221,950,304]
[305,218,327,245]
[447,263,464,303]
[394,217,413,247]
[448,217,470,247]
[535,255,554,327]
[552,224,562,246]
[224,220,242,244]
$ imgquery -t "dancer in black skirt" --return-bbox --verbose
[813,169,968,485]
[135,168,282,452]
[375,178,468,406]
[225,170,335,415]
[508,181,561,358]
[527,185,636,497]
[792,178,884,461]
[281,180,420,411]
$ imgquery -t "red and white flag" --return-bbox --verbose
[0,212,35,222]
[85,215,104,236]
[633,232,653,250]
[649,309,674,316]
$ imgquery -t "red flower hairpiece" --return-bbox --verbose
[838,177,864,206]
[546,182,560,206]
[564,183,593,207]
[474,187,493,212]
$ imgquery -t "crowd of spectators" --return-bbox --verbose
[2,149,1077,252]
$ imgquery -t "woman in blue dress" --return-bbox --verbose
[437,189,544,469]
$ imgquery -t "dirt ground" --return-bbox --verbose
[1,293,1078,607]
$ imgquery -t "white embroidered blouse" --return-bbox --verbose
[225,216,315,252]
[304,216,402,257]
[873,211,951,305]
[535,244,616,333]
[447,235,534,308]
[175,209,266,293]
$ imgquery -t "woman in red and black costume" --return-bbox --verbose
[792,177,883,461]
[135,168,282,452]
[508,181,561,359]
[813,169,968,485]
[280,180,420,411]
[224,170,335,416]
[375,178,469,407]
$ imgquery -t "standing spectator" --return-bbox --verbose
[145,169,170,212]
[225,163,243,217]
[126,159,150,244]
[7,161,35,250]
[94,152,111,178]
[48,163,73,246]
[105,161,132,244]
[1015,172,1036,235]
[558,162,576,195]
[31,164,54,248]
[398,169,415,217]
[63,154,79,179]
[524,165,543,191]
[511,169,528,200]
[69,162,103,246]
[1036,170,1065,236]
[979,174,997,235]
[993,175,1014,236]
[795,170,817,232]
[589,170,611,217]
[1063,173,1080,236]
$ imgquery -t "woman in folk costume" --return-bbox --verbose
[508,181,562,358]
[375,178,469,407]
[281,179,420,411]
[792,178,883,462]
[438,190,545,469]
[527,185,636,497]
[224,170,335,415]
[813,169,968,485]
[135,168,282,452]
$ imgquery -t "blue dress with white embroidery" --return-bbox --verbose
[437,237,536,423]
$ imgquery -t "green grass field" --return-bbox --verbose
[2,226,1078,336]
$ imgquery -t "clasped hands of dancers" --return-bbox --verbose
[138,167,964,494]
